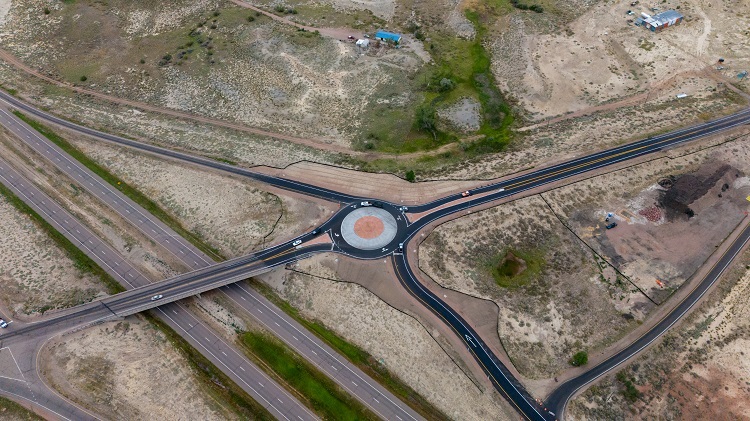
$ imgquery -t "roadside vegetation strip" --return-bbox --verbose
[0,181,125,295]
[0,395,45,420]
[240,331,378,421]
[247,280,449,421]
[144,314,275,421]
[11,111,225,261]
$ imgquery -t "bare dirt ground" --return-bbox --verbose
[544,129,750,304]
[257,253,518,420]
[0,131,109,318]
[0,0,424,147]
[260,160,477,204]
[569,252,750,420]
[40,317,236,420]
[490,0,750,120]
[418,195,646,380]
[419,130,750,383]
[68,135,334,257]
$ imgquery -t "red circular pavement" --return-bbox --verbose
[353,216,385,239]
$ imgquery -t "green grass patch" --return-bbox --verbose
[0,395,45,420]
[247,280,449,420]
[144,314,274,420]
[363,6,515,156]
[489,248,545,289]
[0,182,125,295]
[13,111,225,261]
[241,331,378,421]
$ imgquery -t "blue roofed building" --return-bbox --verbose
[374,30,402,44]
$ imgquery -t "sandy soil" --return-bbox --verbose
[258,254,518,420]
[68,135,333,257]
[490,0,750,120]
[569,254,750,420]
[0,134,108,318]
[40,317,235,420]
[418,195,648,380]
[544,131,750,303]
[419,129,750,381]
[0,0,424,147]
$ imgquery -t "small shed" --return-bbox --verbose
[641,10,683,32]
[374,31,402,44]
[355,38,370,48]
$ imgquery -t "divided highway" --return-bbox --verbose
[0,156,318,421]
[2,87,749,420]
[0,106,422,421]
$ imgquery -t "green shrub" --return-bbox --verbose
[570,351,588,366]
[405,170,416,182]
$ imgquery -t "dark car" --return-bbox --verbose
[606,222,618,229]
[372,202,384,208]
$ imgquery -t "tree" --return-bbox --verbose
[405,170,416,182]
[570,351,588,367]
[416,105,437,141]
[79,75,87,82]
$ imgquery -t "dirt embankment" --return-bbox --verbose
[41,318,237,420]
[570,257,750,420]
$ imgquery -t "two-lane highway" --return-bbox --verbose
[3,88,750,420]
[0,155,318,421]
[544,218,750,417]
[0,102,423,421]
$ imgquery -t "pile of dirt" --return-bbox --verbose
[637,205,662,222]
[658,164,735,220]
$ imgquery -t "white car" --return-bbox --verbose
[292,239,303,246]
[360,201,372,207]
[0,319,7,328]
[151,295,163,301]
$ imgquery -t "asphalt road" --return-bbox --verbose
[0,157,317,421]
[2,89,750,420]
[0,106,422,421]
[544,218,750,417]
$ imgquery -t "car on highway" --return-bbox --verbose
[372,201,383,208]
[151,294,163,301]
[398,243,403,251]
[0,319,7,328]
[399,206,408,212]
[606,222,618,229]
[293,239,303,246]
[461,190,472,197]
[360,201,372,207]
[311,229,320,235]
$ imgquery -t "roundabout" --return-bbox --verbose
[340,207,398,250]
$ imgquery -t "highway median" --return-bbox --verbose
[11,111,225,261]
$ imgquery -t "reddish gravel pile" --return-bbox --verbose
[639,206,662,222]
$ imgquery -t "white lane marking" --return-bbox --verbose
[239,366,246,372]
